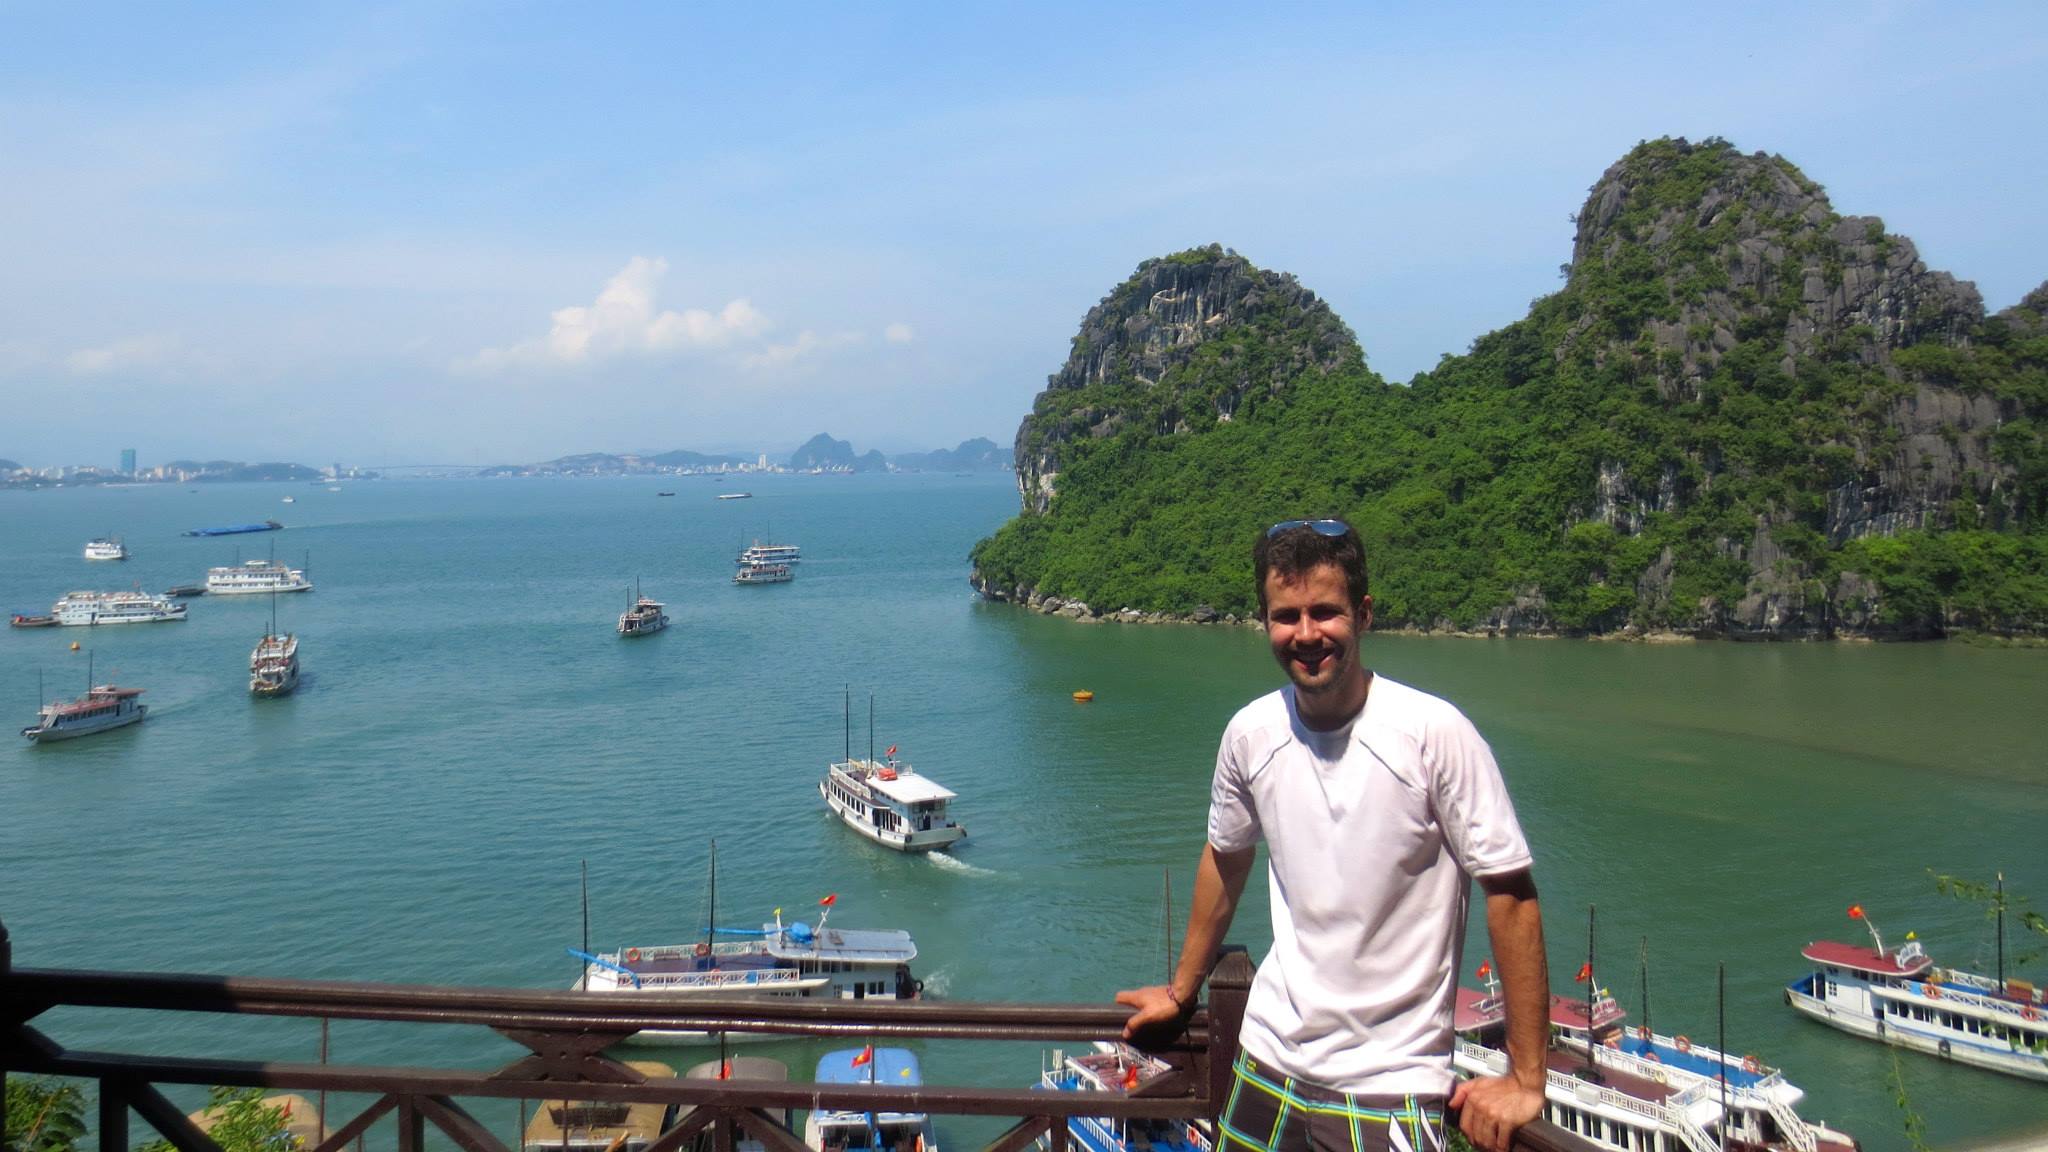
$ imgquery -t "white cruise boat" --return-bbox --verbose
[736,540,801,565]
[1786,906,2047,1082]
[206,558,313,595]
[51,590,187,626]
[1455,977,1857,1152]
[250,633,300,697]
[83,537,128,561]
[571,903,921,1045]
[820,693,965,853]
[23,680,147,743]
[804,1048,935,1152]
[733,561,792,584]
[617,581,669,636]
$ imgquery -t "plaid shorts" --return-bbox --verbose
[1217,1053,1446,1152]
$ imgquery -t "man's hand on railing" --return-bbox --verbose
[1447,1073,1544,1152]
[1114,983,1194,1042]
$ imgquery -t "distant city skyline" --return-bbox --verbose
[2,2,2043,464]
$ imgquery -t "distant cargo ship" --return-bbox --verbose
[183,520,284,538]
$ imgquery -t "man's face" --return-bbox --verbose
[1262,562,1371,695]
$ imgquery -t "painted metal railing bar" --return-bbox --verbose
[636,1101,720,1152]
[734,1107,813,1152]
[6,968,1195,1038]
[6,1042,1220,1121]
[980,1115,1053,1152]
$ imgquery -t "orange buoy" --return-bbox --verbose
[1072,690,1094,702]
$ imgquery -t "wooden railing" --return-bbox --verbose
[0,919,1582,1152]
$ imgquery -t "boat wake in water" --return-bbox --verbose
[924,851,997,878]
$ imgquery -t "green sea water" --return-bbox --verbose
[1,475,2043,1150]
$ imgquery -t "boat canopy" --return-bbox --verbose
[764,924,917,964]
[1454,986,1625,1032]
[868,771,956,805]
[1802,940,1933,977]
[815,1046,922,1090]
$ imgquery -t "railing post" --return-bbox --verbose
[101,1080,129,1152]
[2,916,11,1152]
[1204,945,1253,1118]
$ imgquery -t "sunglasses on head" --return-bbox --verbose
[1266,519,1351,539]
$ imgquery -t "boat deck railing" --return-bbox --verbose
[2,920,1589,1152]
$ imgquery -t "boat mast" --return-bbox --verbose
[580,859,590,993]
[1639,936,1652,1043]
[85,650,93,693]
[867,694,875,764]
[1717,963,1728,1152]
[705,840,717,960]
[1583,905,1597,1078]
[843,685,851,763]
[1997,872,2006,985]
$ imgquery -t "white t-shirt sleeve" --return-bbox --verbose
[1428,707,1532,878]
[1207,727,1261,853]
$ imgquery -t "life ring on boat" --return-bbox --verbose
[1674,1035,1692,1054]
[694,942,712,958]
[1742,1055,1761,1075]
[624,948,642,964]
[1925,985,1940,1001]
[2023,1005,2039,1021]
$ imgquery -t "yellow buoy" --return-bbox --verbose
[70,641,81,651]
[1072,690,1094,702]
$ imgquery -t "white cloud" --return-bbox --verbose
[883,322,914,344]
[460,256,771,372]
[743,329,865,371]
[66,333,181,376]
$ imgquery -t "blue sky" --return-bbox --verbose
[2,2,2043,467]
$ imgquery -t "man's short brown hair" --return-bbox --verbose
[1253,521,1370,616]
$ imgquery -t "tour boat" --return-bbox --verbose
[164,584,207,598]
[804,1048,934,1152]
[1034,1043,1212,1152]
[1786,905,2047,1082]
[51,590,187,626]
[10,614,57,628]
[617,582,670,637]
[717,492,752,500]
[1455,975,1857,1152]
[83,537,128,561]
[183,520,284,537]
[249,627,300,698]
[820,693,966,853]
[736,541,801,565]
[733,561,792,584]
[571,904,922,1045]
[520,1061,676,1152]
[22,664,147,743]
[206,557,313,595]
[281,496,295,503]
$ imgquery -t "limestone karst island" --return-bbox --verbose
[971,137,2048,640]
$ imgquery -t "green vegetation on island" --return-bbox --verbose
[972,139,2048,638]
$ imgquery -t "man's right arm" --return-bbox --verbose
[1116,841,1257,1037]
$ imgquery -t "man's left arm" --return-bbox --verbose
[1447,869,1548,1152]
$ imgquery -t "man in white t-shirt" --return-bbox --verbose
[1118,519,1548,1152]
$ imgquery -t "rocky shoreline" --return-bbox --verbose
[970,576,2037,642]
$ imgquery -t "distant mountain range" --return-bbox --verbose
[480,436,1013,477]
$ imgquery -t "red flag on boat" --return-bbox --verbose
[719,1060,732,1080]
[1574,962,1592,983]
[820,894,837,907]
[851,1045,873,1068]
[1476,961,1492,979]
[887,745,898,757]
[1123,1062,1140,1090]
[1848,904,1864,920]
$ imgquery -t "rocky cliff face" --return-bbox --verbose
[1560,139,2037,637]
[1013,245,1358,513]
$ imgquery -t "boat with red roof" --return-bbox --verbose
[1455,971,1857,1152]
[21,661,147,744]
[1786,904,2047,1082]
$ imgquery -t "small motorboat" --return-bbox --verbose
[10,614,57,628]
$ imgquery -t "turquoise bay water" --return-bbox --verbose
[1,475,2043,1150]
